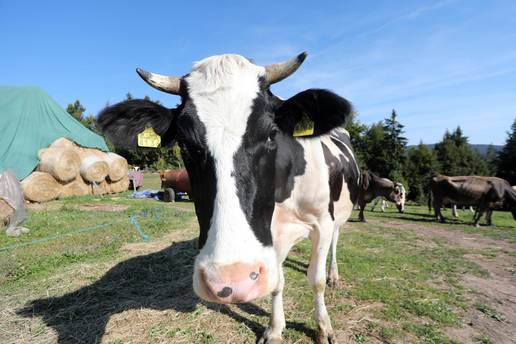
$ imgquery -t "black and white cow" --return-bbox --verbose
[97,53,360,343]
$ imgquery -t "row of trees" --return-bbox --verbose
[347,110,516,203]
[66,96,516,202]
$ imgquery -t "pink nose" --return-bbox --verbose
[199,262,268,303]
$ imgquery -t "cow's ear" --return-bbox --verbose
[274,89,352,136]
[96,99,177,149]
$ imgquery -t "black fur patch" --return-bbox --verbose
[275,89,352,136]
[96,99,176,149]
[233,94,277,246]
[329,131,361,204]
[321,131,360,220]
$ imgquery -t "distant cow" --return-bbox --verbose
[97,53,360,343]
[357,171,404,222]
[371,183,406,213]
[429,175,516,226]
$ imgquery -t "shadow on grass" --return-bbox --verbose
[16,239,315,343]
[283,257,308,275]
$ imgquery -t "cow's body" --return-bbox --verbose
[429,175,516,226]
[356,171,404,222]
[97,53,359,343]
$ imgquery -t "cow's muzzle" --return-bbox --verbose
[194,262,269,304]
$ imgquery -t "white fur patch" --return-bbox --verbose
[185,55,277,271]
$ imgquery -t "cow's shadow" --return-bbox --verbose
[16,239,315,343]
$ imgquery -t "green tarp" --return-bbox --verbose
[0,86,108,180]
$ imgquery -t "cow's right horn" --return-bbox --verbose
[265,52,307,84]
[136,68,182,95]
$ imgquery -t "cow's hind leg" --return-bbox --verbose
[309,219,337,344]
[327,224,340,288]
[258,267,285,344]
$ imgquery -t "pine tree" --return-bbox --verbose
[382,109,408,179]
[406,142,440,202]
[435,127,488,176]
[496,118,516,184]
[345,112,368,167]
[485,144,498,175]
[66,100,86,122]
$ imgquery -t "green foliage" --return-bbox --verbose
[117,144,183,171]
[345,112,368,167]
[66,100,86,122]
[358,109,408,188]
[66,99,98,132]
[406,143,440,202]
[496,118,516,184]
[434,127,488,176]
[485,144,498,175]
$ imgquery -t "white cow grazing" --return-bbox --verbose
[98,52,360,343]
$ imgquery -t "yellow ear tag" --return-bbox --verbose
[293,117,314,137]
[137,127,161,148]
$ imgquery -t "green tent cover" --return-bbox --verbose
[0,86,108,180]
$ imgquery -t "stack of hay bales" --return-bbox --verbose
[21,138,129,202]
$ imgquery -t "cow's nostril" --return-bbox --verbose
[217,287,233,298]
[249,272,259,280]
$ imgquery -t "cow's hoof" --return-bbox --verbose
[317,331,337,344]
[257,328,282,344]
[326,276,340,289]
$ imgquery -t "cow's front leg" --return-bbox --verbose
[327,225,340,288]
[309,221,337,344]
[258,267,285,344]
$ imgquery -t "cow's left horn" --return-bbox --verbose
[265,52,307,84]
[136,68,182,95]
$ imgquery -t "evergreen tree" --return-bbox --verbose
[485,144,498,175]
[345,112,368,167]
[381,109,408,180]
[362,122,387,175]
[496,118,516,184]
[406,142,440,202]
[434,130,459,175]
[435,127,488,176]
[66,100,86,122]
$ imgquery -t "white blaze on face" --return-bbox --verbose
[185,55,278,288]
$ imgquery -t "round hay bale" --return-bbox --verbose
[0,199,14,228]
[60,175,91,198]
[105,153,128,182]
[91,180,110,195]
[79,149,109,183]
[21,172,62,203]
[109,175,129,193]
[49,137,76,149]
[38,147,80,183]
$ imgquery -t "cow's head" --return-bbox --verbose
[97,53,351,304]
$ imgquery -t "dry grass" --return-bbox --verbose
[1,202,515,343]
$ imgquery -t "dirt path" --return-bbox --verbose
[371,219,516,344]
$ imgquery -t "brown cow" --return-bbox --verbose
[429,175,516,226]
[357,170,404,222]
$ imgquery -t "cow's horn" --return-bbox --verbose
[136,68,182,95]
[265,52,307,84]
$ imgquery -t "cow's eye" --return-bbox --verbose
[267,129,278,142]
[265,129,278,151]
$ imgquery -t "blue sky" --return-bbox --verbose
[1,0,515,145]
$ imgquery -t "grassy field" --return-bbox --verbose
[1,180,515,343]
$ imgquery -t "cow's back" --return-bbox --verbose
[432,175,499,204]
[278,128,360,225]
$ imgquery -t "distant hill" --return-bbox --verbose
[409,144,503,157]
